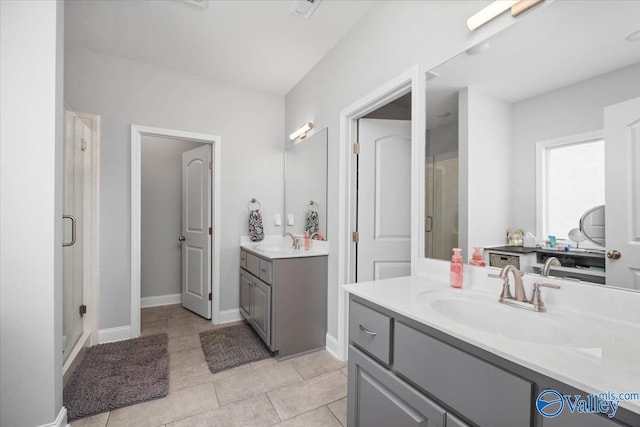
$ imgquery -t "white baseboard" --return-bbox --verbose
[218,308,243,324]
[326,333,344,360]
[98,325,133,343]
[37,406,67,427]
[141,293,181,308]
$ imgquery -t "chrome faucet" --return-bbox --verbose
[541,256,561,277]
[490,264,527,302]
[488,264,561,312]
[284,232,301,249]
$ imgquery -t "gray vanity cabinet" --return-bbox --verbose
[347,295,639,427]
[239,269,271,345]
[349,345,447,427]
[240,249,327,359]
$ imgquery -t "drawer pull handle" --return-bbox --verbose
[261,268,267,272]
[359,324,377,336]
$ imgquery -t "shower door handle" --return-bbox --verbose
[63,215,76,247]
[425,216,433,232]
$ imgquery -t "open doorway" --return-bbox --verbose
[131,126,221,338]
[336,66,420,360]
[140,136,211,318]
[356,93,412,282]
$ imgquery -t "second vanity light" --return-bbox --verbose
[289,122,313,141]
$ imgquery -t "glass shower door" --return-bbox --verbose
[62,108,85,361]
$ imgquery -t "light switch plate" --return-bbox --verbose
[274,214,282,226]
[287,214,294,226]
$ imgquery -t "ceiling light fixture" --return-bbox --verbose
[289,122,314,141]
[466,42,491,55]
[467,0,544,31]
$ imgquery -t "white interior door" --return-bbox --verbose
[181,144,212,318]
[357,119,412,282]
[604,96,640,289]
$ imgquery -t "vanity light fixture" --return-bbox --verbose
[289,122,314,141]
[467,0,544,31]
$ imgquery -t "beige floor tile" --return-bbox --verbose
[289,350,347,380]
[70,412,109,427]
[166,394,280,427]
[166,324,200,339]
[250,357,278,370]
[273,406,343,427]
[267,371,348,421]
[214,361,303,406]
[327,397,347,426]
[169,362,214,392]
[168,347,206,369]
[340,367,348,377]
[106,383,218,427]
[167,334,201,353]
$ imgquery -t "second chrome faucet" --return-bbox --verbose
[488,264,560,312]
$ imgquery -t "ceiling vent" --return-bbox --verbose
[291,0,321,19]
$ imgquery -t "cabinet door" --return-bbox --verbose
[251,278,271,346]
[239,271,251,320]
[348,345,446,427]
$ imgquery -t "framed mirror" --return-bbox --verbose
[423,1,640,289]
[284,127,328,238]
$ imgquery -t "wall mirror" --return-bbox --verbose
[423,1,640,290]
[285,127,328,238]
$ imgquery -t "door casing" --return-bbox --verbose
[131,125,221,337]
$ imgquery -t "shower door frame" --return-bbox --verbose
[62,110,100,375]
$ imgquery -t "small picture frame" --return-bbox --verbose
[507,229,524,246]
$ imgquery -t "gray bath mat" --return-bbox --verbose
[63,333,168,421]
[199,323,273,373]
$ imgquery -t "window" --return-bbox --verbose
[537,132,605,241]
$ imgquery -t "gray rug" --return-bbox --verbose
[63,333,168,422]
[199,323,273,373]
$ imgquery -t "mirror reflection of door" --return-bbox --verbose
[604,96,640,289]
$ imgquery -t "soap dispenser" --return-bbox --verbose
[470,247,486,267]
[304,230,311,250]
[450,248,463,288]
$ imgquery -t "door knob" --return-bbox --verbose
[178,235,186,242]
[607,250,621,259]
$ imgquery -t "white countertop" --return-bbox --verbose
[240,235,329,259]
[343,267,640,415]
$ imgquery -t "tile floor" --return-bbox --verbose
[71,304,348,427]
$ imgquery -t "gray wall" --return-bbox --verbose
[0,1,64,425]
[284,0,521,338]
[141,136,203,299]
[511,62,640,234]
[65,47,284,330]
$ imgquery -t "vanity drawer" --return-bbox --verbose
[349,300,393,365]
[240,250,248,270]
[246,252,260,277]
[394,321,533,427]
[259,259,272,284]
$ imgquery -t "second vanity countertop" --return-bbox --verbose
[240,235,329,260]
[344,272,640,416]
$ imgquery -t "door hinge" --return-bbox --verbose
[208,226,212,235]
[208,292,212,301]
[353,142,360,155]
[209,160,213,170]
[79,304,87,317]
[352,231,359,243]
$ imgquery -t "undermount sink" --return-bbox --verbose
[254,244,296,253]
[421,293,607,348]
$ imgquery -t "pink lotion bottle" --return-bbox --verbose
[450,248,463,288]
[469,247,486,267]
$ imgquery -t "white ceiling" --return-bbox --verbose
[65,0,377,95]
